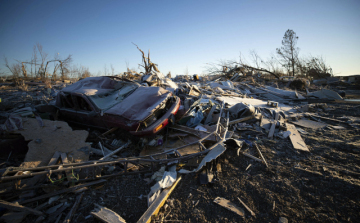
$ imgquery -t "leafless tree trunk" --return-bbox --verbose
[110,64,115,76]
[36,43,48,78]
[32,45,38,77]
[133,43,160,74]
[4,57,22,79]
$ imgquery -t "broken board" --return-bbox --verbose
[137,177,182,223]
[91,204,126,223]
[290,118,327,129]
[285,123,309,152]
[213,197,244,217]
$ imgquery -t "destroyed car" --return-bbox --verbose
[46,76,180,136]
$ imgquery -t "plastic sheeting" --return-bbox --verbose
[148,165,177,206]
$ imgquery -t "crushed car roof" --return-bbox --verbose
[61,76,139,96]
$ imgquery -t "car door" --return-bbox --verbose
[72,93,108,129]
[58,92,78,123]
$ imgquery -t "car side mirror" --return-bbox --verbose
[87,110,97,117]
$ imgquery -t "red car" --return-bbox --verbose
[52,76,180,136]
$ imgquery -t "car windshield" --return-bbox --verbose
[88,82,138,110]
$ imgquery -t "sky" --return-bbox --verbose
[0,0,359,77]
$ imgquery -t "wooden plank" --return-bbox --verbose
[0,200,44,216]
[48,203,71,222]
[213,197,244,217]
[137,177,182,223]
[63,193,84,223]
[241,152,263,163]
[100,127,118,137]
[237,197,255,216]
[268,122,276,138]
[286,123,309,152]
[19,179,106,205]
[49,151,62,165]
[91,204,126,223]
[254,143,268,168]
[100,141,131,161]
[229,115,255,125]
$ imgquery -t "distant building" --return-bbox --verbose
[340,74,360,83]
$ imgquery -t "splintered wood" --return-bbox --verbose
[0,200,43,216]
[137,177,182,223]
[213,197,245,217]
[91,204,126,223]
[285,123,309,152]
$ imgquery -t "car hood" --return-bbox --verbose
[104,86,170,122]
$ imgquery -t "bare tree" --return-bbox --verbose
[249,50,263,69]
[32,45,38,77]
[4,57,22,78]
[276,29,299,76]
[110,64,115,76]
[69,64,79,78]
[235,52,281,79]
[36,43,48,78]
[125,60,130,70]
[133,43,160,74]
[44,54,72,80]
[205,59,232,75]
[78,66,91,79]
[296,55,333,78]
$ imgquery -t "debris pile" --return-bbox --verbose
[0,67,360,222]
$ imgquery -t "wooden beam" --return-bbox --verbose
[241,152,263,163]
[19,179,106,205]
[237,197,255,216]
[268,122,276,138]
[0,200,44,216]
[100,141,130,161]
[229,115,255,125]
[213,197,244,217]
[63,192,84,223]
[285,123,309,152]
[254,143,268,168]
[137,177,182,223]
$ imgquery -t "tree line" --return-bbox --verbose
[208,29,333,79]
[2,43,91,80]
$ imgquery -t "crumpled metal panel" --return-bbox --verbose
[105,86,170,122]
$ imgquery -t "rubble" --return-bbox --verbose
[0,66,359,222]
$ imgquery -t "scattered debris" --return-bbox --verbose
[138,177,182,223]
[0,65,359,222]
